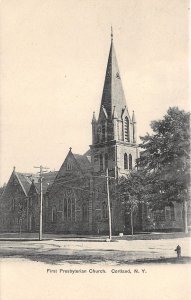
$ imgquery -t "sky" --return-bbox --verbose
[0,0,189,185]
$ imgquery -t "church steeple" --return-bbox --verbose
[99,28,127,120]
[91,30,138,178]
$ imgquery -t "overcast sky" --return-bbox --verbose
[0,0,189,185]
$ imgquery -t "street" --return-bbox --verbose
[0,236,191,300]
[0,236,190,265]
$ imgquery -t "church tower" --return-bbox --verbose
[91,29,138,179]
[90,29,139,234]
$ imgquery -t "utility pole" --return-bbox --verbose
[130,202,134,236]
[106,168,112,241]
[34,165,49,241]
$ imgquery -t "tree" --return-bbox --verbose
[138,107,190,232]
[118,170,147,235]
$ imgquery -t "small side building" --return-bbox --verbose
[0,167,32,232]
[0,168,57,233]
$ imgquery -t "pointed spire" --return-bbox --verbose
[132,110,136,123]
[98,29,127,120]
[112,106,118,119]
[92,111,97,123]
[101,105,108,119]
[111,26,113,42]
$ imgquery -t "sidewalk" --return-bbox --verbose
[0,231,190,241]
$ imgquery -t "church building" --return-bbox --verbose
[0,30,186,235]
[45,30,139,234]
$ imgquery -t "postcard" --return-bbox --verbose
[0,1,190,299]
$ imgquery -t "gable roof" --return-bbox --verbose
[32,171,58,194]
[73,153,92,173]
[83,149,91,163]
[52,149,92,185]
[0,171,33,199]
[15,172,33,196]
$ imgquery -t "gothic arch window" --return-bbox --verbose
[170,203,175,220]
[102,202,108,219]
[12,198,15,211]
[97,125,102,143]
[29,214,33,231]
[100,154,103,171]
[102,123,106,142]
[129,154,132,170]
[68,198,71,220]
[52,207,57,223]
[63,197,75,221]
[124,117,130,142]
[58,199,63,211]
[105,153,108,170]
[82,203,88,221]
[66,162,73,171]
[124,153,128,169]
[64,198,67,219]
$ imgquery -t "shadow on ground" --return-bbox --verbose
[1,252,191,266]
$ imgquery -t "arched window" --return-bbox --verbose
[170,203,175,220]
[102,123,106,142]
[12,198,15,211]
[68,198,71,220]
[52,207,57,223]
[66,162,72,170]
[105,153,108,170]
[129,154,132,170]
[63,197,75,221]
[102,202,108,219]
[100,154,103,171]
[59,199,63,211]
[124,153,128,169]
[82,203,88,221]
[124,117,130,142]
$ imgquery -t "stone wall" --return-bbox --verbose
[0,175,28,233]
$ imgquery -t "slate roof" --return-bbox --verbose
[99,39,128,120]
[15,172,33,196]
[73,154,92,174]
[83,149,91,157]
[83,149,91,163]
[33,171,58,194]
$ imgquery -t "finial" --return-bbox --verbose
[13,166,16,172]
[112,106,118,119]
[132,110,136,122]
[111,26,113,41]
[92,111,96,123]
[69,147,72,152]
